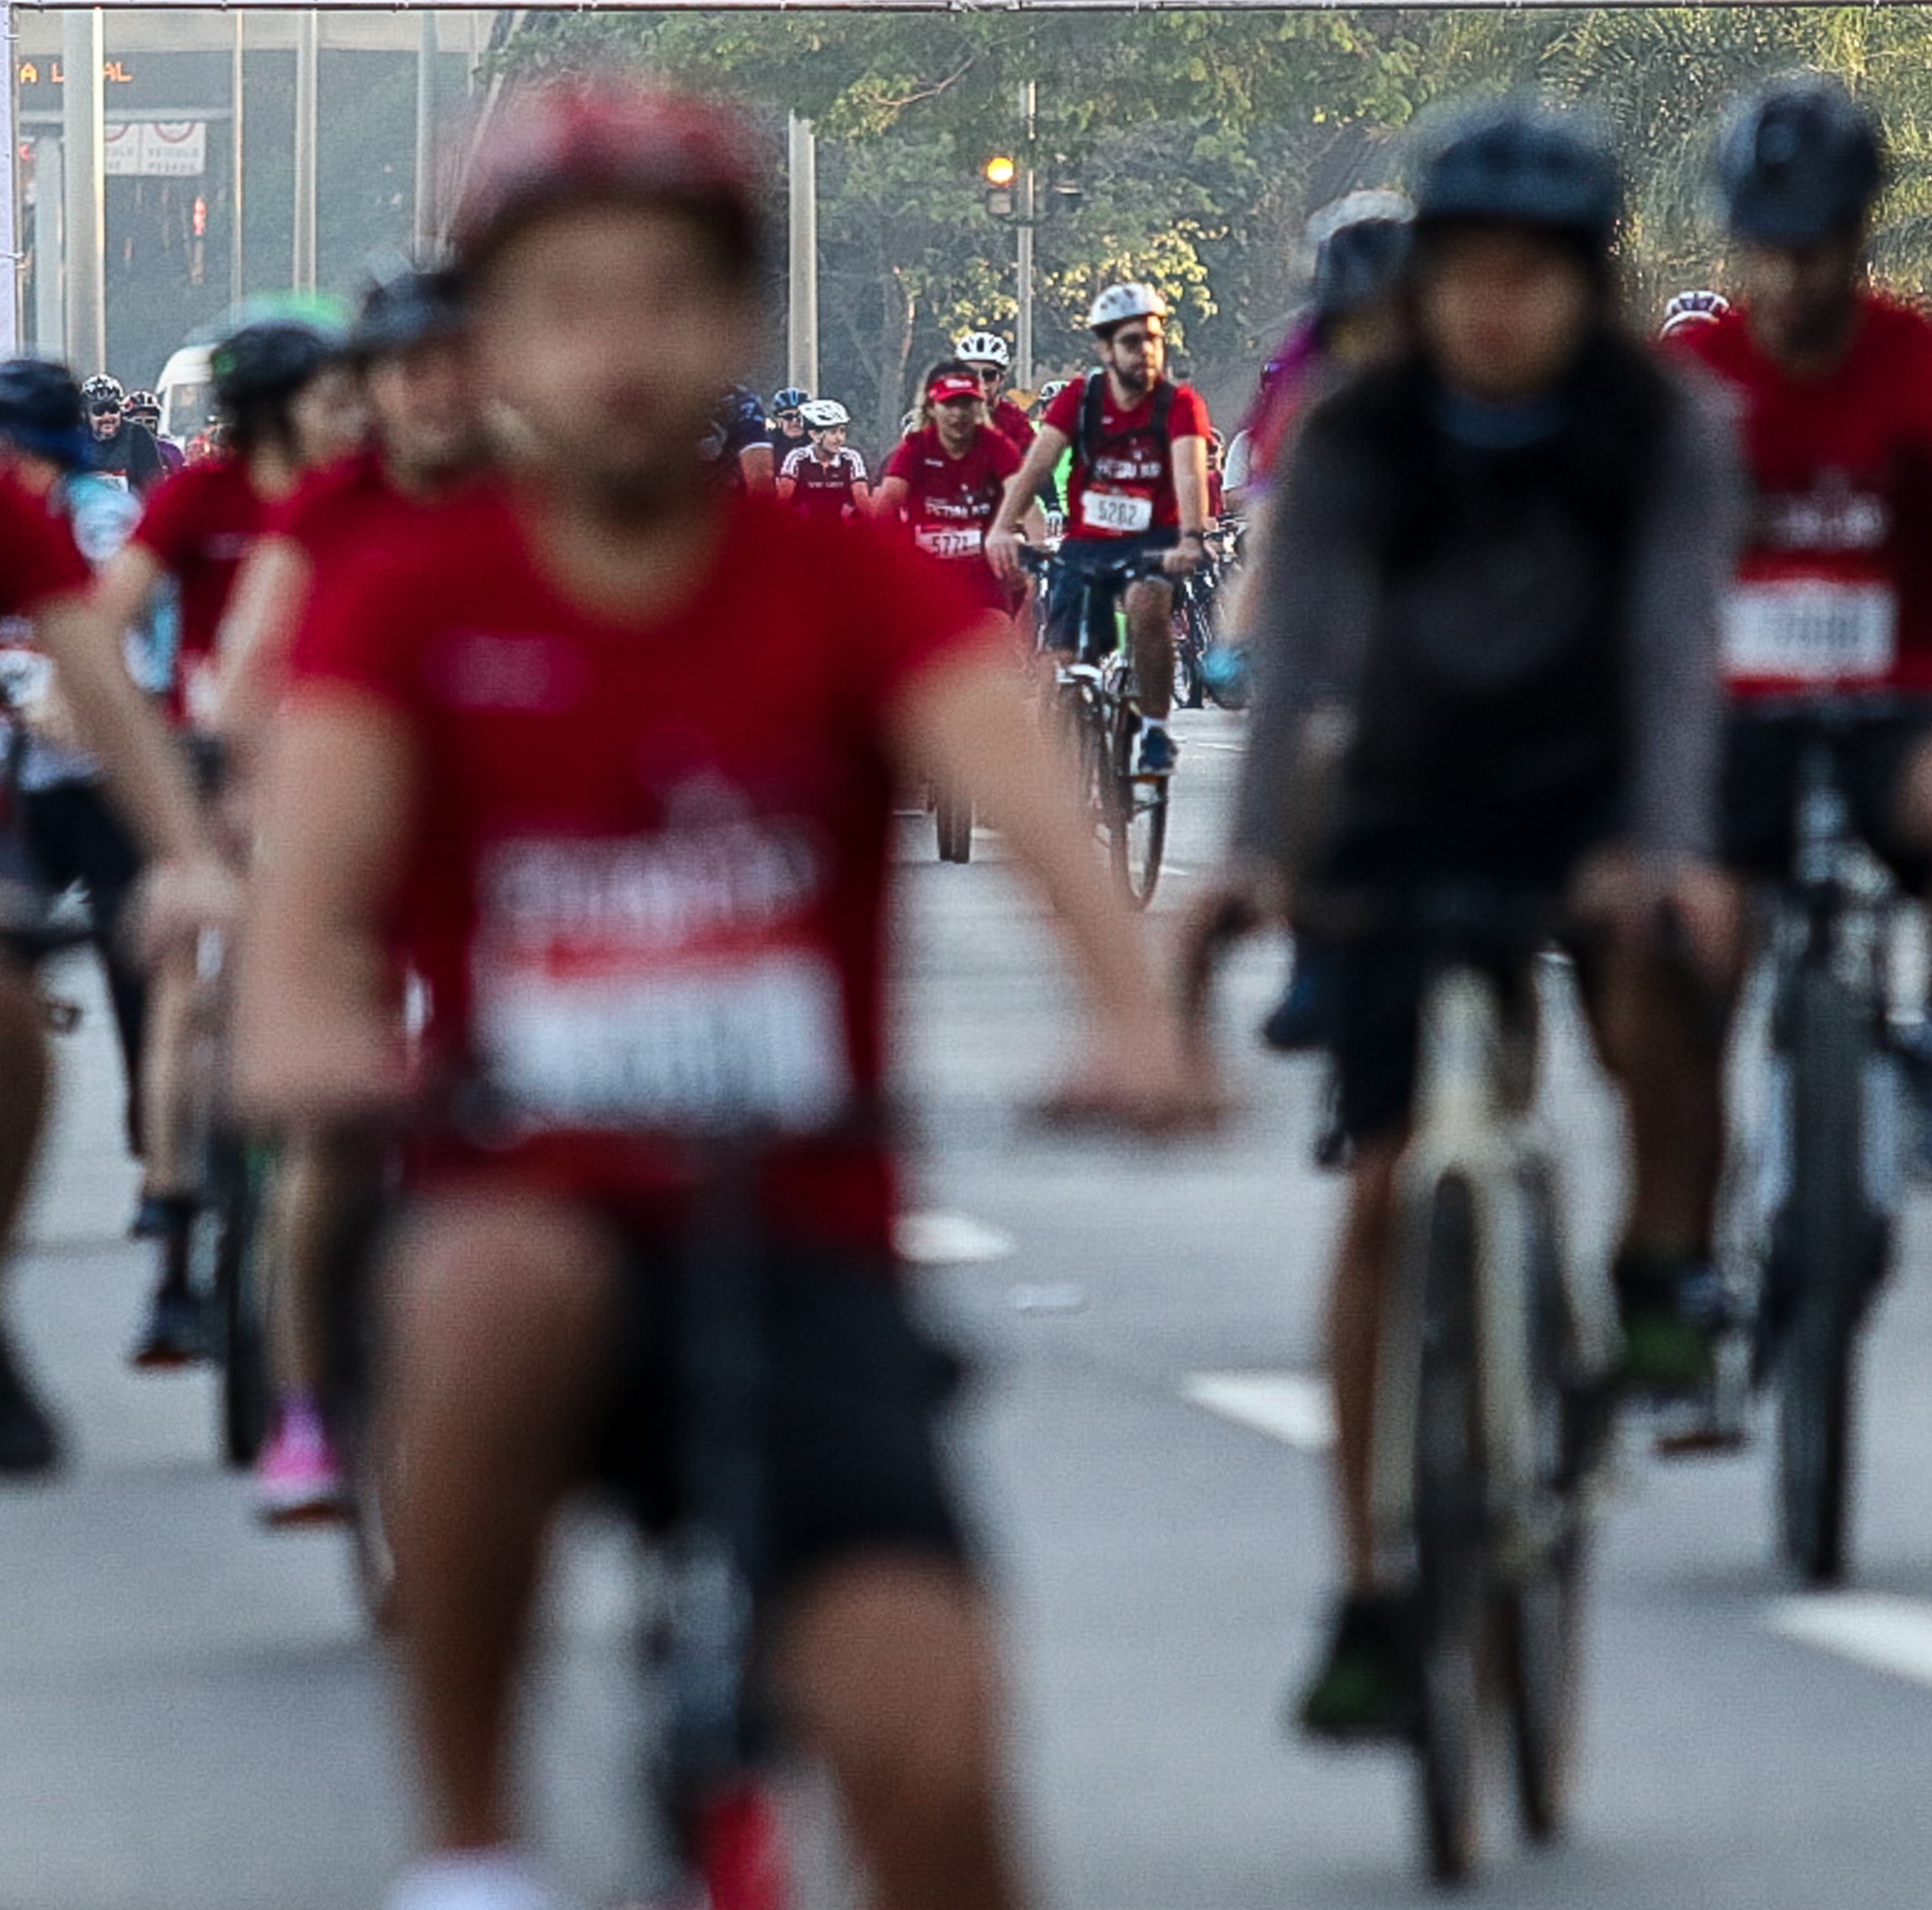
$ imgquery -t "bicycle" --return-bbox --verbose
[1020,542,1172,910]
[1714,696,1916,1584]
[1170,522,1245,713]
[1192,884,1614,1883]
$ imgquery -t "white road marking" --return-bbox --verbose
[1767,1594,1932,1691]
[894,1210,1018,1267]
[1182,1371,1337,1452]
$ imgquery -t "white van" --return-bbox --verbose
[154,344,216,444]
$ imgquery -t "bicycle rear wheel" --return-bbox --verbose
[205,1137,270,1469]
[1107,702,1168,910]
[1503,1166,1588,1845]
[1775,963,1872,1586]
[935,784,973,864]
[1412,1174,1489,1886]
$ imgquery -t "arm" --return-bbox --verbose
[1165,432,1213,576]
[210,536,313,756]
[988,424,1070,581]
[232,693,416,1126]
[873,474,911,526]
[92,541,165,643]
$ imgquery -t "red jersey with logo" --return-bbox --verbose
[780,445,867,523]
[287,483,995,1256]
[1670,295,1932,698]
[882,424,1020,611]
[0,474,89,613]
[268,450,430,566]
[989,396,1036,459]
[1042,374,1211,542]
[134,457,270,722]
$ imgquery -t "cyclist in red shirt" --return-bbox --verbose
[1660,76,1932,1382]
[777,398,869,520]
[234,83,1207,1910]
[0,474,233,1471]
[875,360,1033,612]
[94,317,365,1368]
[989,284,1213,776]
[954,331,1036,458]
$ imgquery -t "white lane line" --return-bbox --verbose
[1767,1594,1932,1690]
[1182,1371,1336,1452]
[894,1210,1018,1267]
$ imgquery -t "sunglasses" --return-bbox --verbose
[976,368,1001,381]
[89,401,121,417]
[776,409,802,422]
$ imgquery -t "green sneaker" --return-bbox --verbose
[1294,1593,1420,1742]
[1613,1248,1718,1399]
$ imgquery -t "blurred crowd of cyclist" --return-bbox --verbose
[0,52,1924,1910]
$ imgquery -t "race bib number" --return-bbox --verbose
[1721,581,1898,682]
[472,831,851,1137]
[1080,488,1154,536]
[915,526,985,561]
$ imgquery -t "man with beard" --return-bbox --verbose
[987,283,1212,776]
[81,376,168,496]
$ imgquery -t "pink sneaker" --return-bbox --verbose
[255,1397,347,1525]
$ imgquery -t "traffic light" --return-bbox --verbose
[983,154,1017,220]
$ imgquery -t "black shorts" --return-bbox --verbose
[595,1241,970,1597]
[1043,530,1177,662]
[1721,704,1932,888]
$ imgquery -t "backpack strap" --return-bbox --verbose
[1076,371,1178,470]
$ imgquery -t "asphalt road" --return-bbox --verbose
[5,711,1932,1910]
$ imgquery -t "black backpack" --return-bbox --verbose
[1073,369,1177,472]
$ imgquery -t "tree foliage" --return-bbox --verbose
[497,7,1932,445]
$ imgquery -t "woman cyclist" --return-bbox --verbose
[777,398,869,521]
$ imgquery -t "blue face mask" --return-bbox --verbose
[1429,381,1571,451]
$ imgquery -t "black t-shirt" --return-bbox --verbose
[90,419,168,498]
[702,387,770,492]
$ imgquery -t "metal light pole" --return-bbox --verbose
[1015,79,1037,390]
[787,113,819,395]
[230,12,244,303]
[61,8,104,372]
[0,5,19,355]
[413,10,435,256]
[32,135,61,355]
[291,8,318,292]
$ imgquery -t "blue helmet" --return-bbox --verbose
[0,358,89,469]
[771,387,809,414]
[1308,190,1414,318]
[1716,75,1884,247]
[1414,101,1621,248]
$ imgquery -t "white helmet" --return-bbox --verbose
[1037,378,1071,404]
[954,331,1011,370]
[1086,283,1169,333]
[800,398,850,430]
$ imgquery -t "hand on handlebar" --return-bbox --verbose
[1161,539,1206,579]
[986,525,1027,586]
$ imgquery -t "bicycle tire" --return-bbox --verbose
[210,1139,270,1469]
[1504,1166,1587,1845]
[1775,963,1870,1586]
[1412,1173,1487,1886]
[935,784,973,864]
[1171,605,1204,711]
[1107,700,1167,910]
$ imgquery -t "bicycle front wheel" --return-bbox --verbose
[1412,1174,1488,1886]
[1107,705,1168,910]
[1775,963,1873,1586]
[934,784,973,864]
[205,1137,270,1469]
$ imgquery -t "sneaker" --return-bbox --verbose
[1262,942,1341,1054]
[1613,1249,1718,1399]
[1136,726,1178,776]
[128,1287,208,1370]
[387,1849,574,1910]
[1294,1592,1421,1742]
[0,1326,61,1478]
[255,1399,348,1525]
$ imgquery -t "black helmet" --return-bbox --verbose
[0,358,89,468]
[1414,101,1621,247]
[1309,190,1414,318]
[350,266,467,365]
[1716,75,1884,248]
[211,319,339,413]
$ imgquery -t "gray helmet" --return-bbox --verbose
[1716,75,1884,248]
[1414,101,1621,247]
[1308,190,1414,318]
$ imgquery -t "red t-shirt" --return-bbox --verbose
[0,473,89,614]
[990,396,1036,459]
[883,424,1021,612]
[288,483,995,1255]
[779,445,867,522]
[268,450,428,566]
[1042,374,1212,542]
[134,456,270,721]
[1669,295,1932,698]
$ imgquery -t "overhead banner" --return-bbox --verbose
[102,120,206,176]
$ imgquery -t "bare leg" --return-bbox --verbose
[780,1560,1025,1910]
[1331,1138,1401,1592]
[0,964,50,1271]
[138,953,198,1201]
[1124,579,1176,724]
[382,1193,618,1851]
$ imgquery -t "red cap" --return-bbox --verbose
[453,81,763,272]
[928,372,983,404]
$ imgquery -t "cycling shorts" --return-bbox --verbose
[1043,530,1177,662]
[1721,703,1932,890]
[594,1238,971,1594]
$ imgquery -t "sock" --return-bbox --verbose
[1141,716,1169,737]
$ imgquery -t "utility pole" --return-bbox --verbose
[0,3,19,354]
[230,13,244,304]
[61,8,104,372]
[1016,79,1037,390]
[787,113,819,394]
[33,136,61,355]
[414,10,435,256]
[291,8,318,292]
